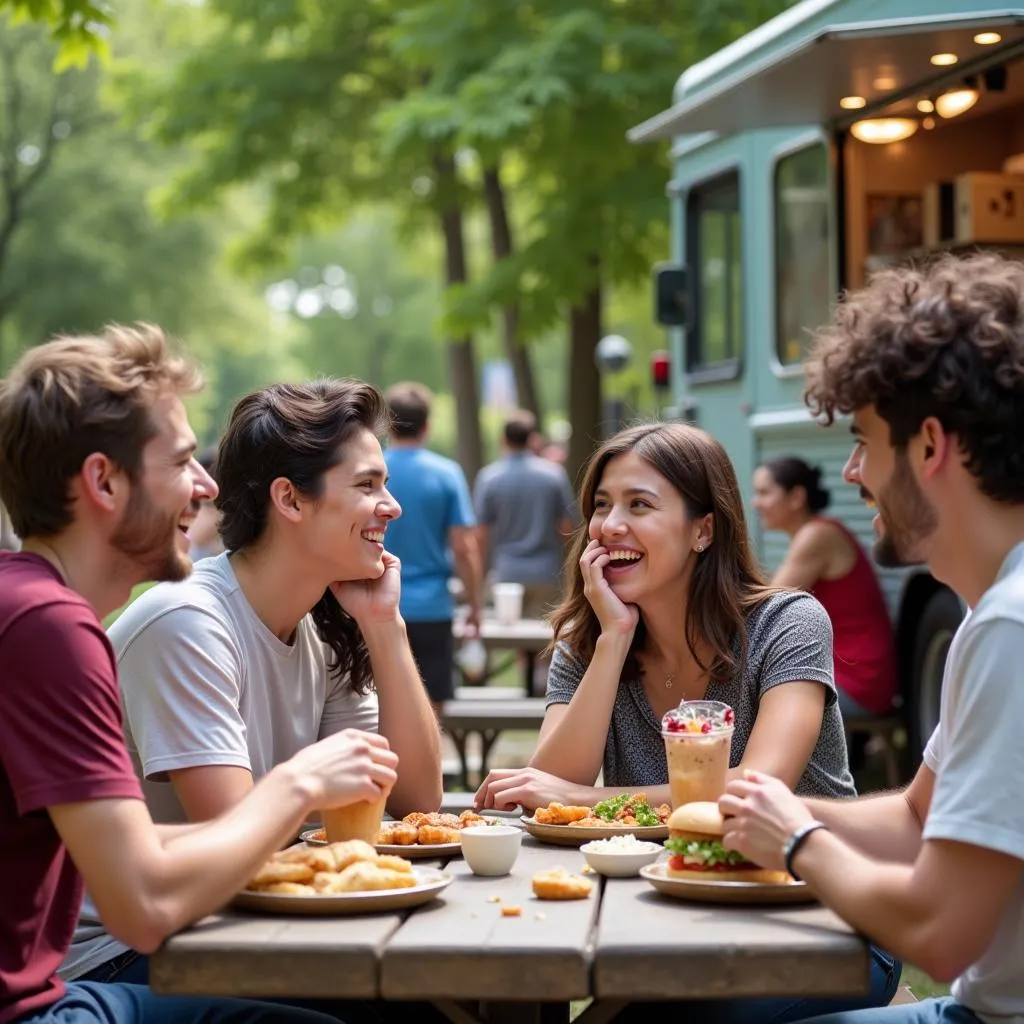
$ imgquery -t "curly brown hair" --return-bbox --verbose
[805,253,1024,502]
[549,422,777,684]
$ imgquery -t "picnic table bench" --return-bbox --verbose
[454,616,553,696]
[441,696,548,789]
[151,837,870,1024]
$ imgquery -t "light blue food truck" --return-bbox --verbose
[631,0,1024,758]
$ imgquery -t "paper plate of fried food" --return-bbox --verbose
[235,839,453,914]
[301,810,507,859]
[521,794,670,846]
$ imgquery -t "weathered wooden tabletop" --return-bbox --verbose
[150,838,869,1024]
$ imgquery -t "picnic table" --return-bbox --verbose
[150,838,870,1024]
[453,615,553,696]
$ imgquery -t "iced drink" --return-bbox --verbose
[321,797,387,844]
[662,700,735,807]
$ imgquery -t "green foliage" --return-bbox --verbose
[3,0,111,64]
[0,5,296,445]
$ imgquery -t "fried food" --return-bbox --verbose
[333,861,417,892]
[374,855,415,873]
[327,840,378,871]
[459,810,487,827]
[401,811,430,827]
[536,802,593,827]
[532,867,594,901]
[275,844,338,872]
[247,839,419,897]
[417,824,462,845]
[376,822,419,846]
[249,860,315,887]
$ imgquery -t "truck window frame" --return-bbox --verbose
[684,166,743,383]
[770,132,835,377]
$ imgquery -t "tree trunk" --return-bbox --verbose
[434,151,484,482]
[567,266,603,485]
[482,163,540,421]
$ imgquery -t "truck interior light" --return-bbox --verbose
[935,86,979,118]
[974,32,1002,45]
[930,52,959,66]
[917,99,935,113]
[840,96,866,109]
[849,118,919,144]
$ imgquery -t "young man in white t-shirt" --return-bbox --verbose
[64,378,443,988]
[714,254,1024,1024]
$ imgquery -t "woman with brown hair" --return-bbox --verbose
[476,422,855,812]
[475,422,898,1023]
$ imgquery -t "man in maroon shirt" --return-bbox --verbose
[0,325,398,1024]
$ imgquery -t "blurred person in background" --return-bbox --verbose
[383,382,483,714]
[474,409,577,621]
[187,444,224,562]
[752,457,897,721]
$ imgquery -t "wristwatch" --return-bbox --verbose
[781,820,828,881]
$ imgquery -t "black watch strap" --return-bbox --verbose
[782,820,828,881]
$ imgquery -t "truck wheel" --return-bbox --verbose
[908,588,964,756]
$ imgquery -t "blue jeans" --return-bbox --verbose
[612,944,900,1023]
[78,954,449,1024]
[16,982,338,1024]
[795,997,981,1023]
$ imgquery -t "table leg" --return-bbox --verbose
[524,652,537,696]
[478,729,500,785]
[482,1002,571,1024]
[448,729,471,791]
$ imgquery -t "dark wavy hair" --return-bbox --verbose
[550,423,778,684]
[216,379,388,694]
[761,457,830,513]
[805,253,1024,502]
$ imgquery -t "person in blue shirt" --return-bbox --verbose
[384,383,483,713]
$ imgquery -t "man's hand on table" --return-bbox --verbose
[718,769,815,872]
[474,766,589,813]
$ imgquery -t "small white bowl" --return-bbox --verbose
[579,839,664,877]
[460,824,523,876]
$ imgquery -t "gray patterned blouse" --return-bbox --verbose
[546,591,856,799]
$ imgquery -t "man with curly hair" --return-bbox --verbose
[717,254,1024,1024]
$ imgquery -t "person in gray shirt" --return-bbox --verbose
[473,409,577,619]
[475,421,897,1023]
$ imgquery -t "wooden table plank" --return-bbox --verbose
[150,853,449,1000]
[150,911,399,998]
[594,875,870,1000]
[381,841,596,1001]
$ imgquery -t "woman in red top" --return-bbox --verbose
[753,456,897,718]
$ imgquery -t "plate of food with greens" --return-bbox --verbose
[521,793,670,846]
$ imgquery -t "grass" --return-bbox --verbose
[900,964,950,1000]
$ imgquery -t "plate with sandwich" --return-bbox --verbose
[640,801,816,905]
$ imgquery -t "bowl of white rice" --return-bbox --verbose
[579,834,664,877]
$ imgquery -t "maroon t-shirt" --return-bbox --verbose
[0,552,142,1023]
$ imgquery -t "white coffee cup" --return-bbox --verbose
[493,582,525,625]
[460,824,523,876]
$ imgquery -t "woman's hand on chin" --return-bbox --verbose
[580,539,639,639]
[473,766,590,814]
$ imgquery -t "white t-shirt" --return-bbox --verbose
[62,553,378,979]
[923,541,1024,1023]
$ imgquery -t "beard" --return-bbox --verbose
[111,484,192,583]
[871,450,936,568]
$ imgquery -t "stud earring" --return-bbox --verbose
[696,544,705,553]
